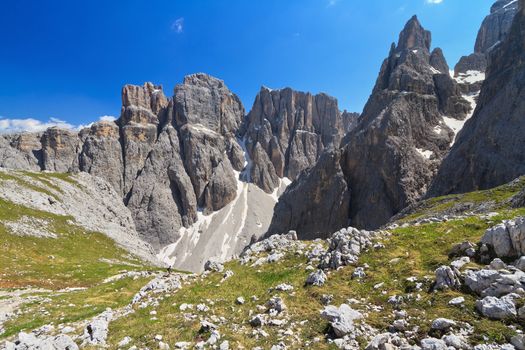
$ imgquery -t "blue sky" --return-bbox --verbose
[0,0,494,130]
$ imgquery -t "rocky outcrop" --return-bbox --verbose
[243,87,344,192]
[0,133,42,171]
[41,127,81,173]
[429,2,525,196]
[126,74,245,249]
[342,111,359,133]
[119,83,169,196]
[126,126,197,248]
[78,121,124,193]
[342,16,469,229]
[174,74,244,213]
[267,150,350,239]
[454,0,518,77]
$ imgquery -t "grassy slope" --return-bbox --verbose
[105,185,525,349]
[2,172,525,348]
[0,172,158,340]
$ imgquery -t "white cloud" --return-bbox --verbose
[0,117,76,134]
[327,0,340,6]
[98,115,117,122]
[171,18,184,33]
[0,115,117,134]
[426,0,443,4]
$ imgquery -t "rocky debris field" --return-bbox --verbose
[3,174,525,349]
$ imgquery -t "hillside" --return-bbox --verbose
[2,173,525,349]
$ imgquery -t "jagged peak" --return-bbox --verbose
[396,15,431,52]
[258,85,337,102]
[181,73,225,89]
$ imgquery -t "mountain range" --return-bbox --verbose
[0,0,522,274]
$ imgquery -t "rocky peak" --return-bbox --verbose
[341,16,469,229]
[429,48,450,74]
[429,0,525,196]
[243,86,343,192]
[396,15,431,52]
[121,82,168,116]
[455,0,518,77]
[174,73,244,137]
[475,0,519,54]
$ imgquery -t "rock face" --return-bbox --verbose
[126,74,245,248]
[174,74,244,212]
[243,87,344,192]
[476,0,519,54]
[480,217,525,259]
[41,127,81,173]
[342,16,469,229]
[119,82,169,196]
[267,150,350,239]
[79,121,124,193]
[454,0,518,77]
[0,74,251,268]
[429,2,525,196]
[0,133,43,171]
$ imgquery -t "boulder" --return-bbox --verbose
[434,265,461,290]
[320,304,362,338]
[306,270,327,286]
[420,337,448,350]
[430,318,457,331]
[476,294,517,320]
[480,218,525,258]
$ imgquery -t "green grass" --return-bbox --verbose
[107,252,333,349]
[0,197,154,289]
[0,172,58,200]
[105,208,525,349]
[401,177,525,222]
[20,171,82,192]
[2,171,525,348]
[1,276,151,339]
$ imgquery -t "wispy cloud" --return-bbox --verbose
[171,17,184,33]
[0,117,75,134]
[327,0,340,6]
[0,115,118,134]
[425,0,443,4]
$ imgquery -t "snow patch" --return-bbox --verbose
[454,70,485,84]
[503,0,518,9]
[156,138,293,272]
[271,177,292,202]
[415,148,433,160]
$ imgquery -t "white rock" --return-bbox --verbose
[420,337,448,350]
[320,304,362,338]
[476,294,517,320]
[430,318,456,331]
[448,297,465,306]
[306,270,327,286]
